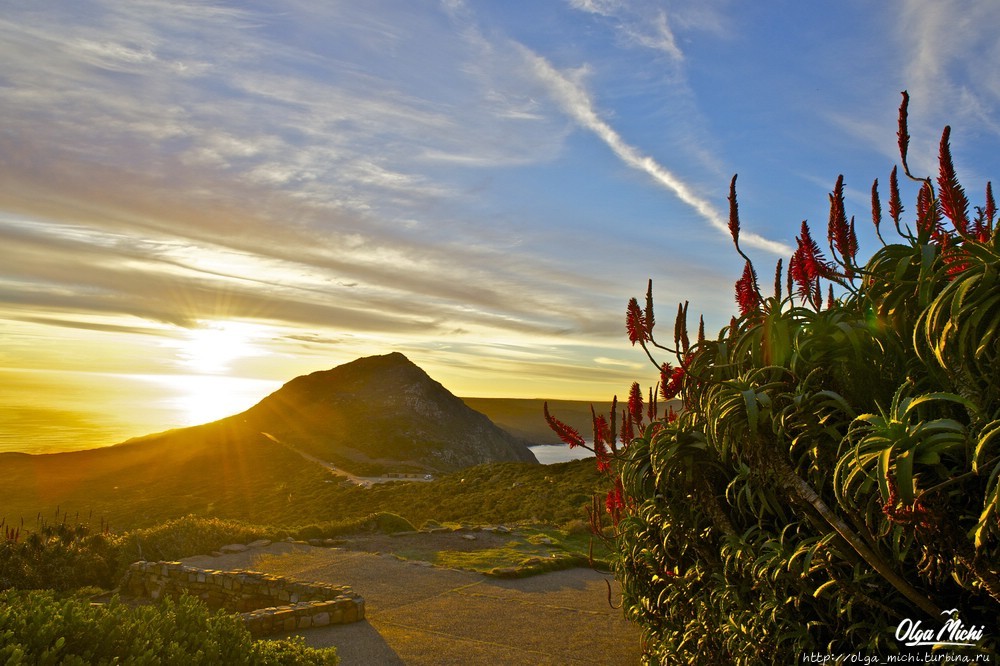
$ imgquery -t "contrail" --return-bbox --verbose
[526,50,793,256]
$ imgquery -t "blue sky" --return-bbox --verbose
[1,1,999,435]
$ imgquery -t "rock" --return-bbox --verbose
[247,539,271,549]
[220,543,248,553]
[538,537,555,545]
[496,526,511,534]
[462,534,477,541]
[489,567,520,578]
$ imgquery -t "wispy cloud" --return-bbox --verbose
[0,2,621,346]
[522,48,792,256]
[569,0,684,62]
[896,0,1000,158]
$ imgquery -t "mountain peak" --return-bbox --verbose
[241,353,537,473]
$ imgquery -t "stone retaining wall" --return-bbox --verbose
[119,560,365,635]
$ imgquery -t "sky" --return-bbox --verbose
[2,1,999,452]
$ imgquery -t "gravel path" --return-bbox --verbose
[184,541,641,665]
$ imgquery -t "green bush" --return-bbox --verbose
[1,516,283,592]
[368,512,417,534]
[0,589,338,664]
[551,94,1000,663]
[124,515,274,564]
[0,522,118,592]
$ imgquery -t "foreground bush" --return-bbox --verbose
[0,522,118,592]
[549,93,999,663]
[0,516,281,592]
[0,590,338,665]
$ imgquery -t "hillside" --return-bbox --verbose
[0,353,543,529]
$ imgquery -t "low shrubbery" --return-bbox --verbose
[549,94,999,663]
[0,522,118,592]
[0,589,338,664]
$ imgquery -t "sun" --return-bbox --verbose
[154,320,276,425]
[177,321,262,374]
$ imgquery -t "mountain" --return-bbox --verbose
[0,353,538,529]
[237,352,538,472]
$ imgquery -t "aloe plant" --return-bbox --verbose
[551,93,999,664]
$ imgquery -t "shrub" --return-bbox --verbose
[123,515,274,564]
[0,516,280,592]
[0,522,118,592]
[0,589,338,664]
[549,93,999,663]
[368,512,416,534]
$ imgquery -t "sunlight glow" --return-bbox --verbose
[175,321,267,374]
[137,374,281,427]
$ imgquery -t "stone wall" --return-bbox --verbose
[120,560,365,635]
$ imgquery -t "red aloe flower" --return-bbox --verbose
[647,386,658,422]
[937,125,970,236]
[847,217,858,264]
[674,302,690,353]
[916,181,944,242]
[620,410,635,448]
[978,181,996,242]
[608,395,618,453]
[796,220,833,281]
[544,402,585,448]
[889,166,904,228]
[791,220,830,308]
[626,298,646,346]
[592,407,612,448]
[627,382,644,425]
[605,482,624,523]
[828,175,852,267]
[986,181,996,225]
[661,363,685,400]
[898,90,911,171]
[735,260,761,316]
[594,438,610,472]
[728,174,740,246]
[697,315,705,345]
[871,178,883,239]
[659,362,672,399]
[940,234,971,277]
[643,279,655,337]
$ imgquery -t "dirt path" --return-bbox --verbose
[184,541,641,665]
[260,432,432,487]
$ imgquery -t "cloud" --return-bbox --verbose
[522,48,792,256]
[0,2,625,343]
[571,1,682,61]
[897,1,1000,139]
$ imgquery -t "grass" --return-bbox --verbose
[390,524,612,577]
